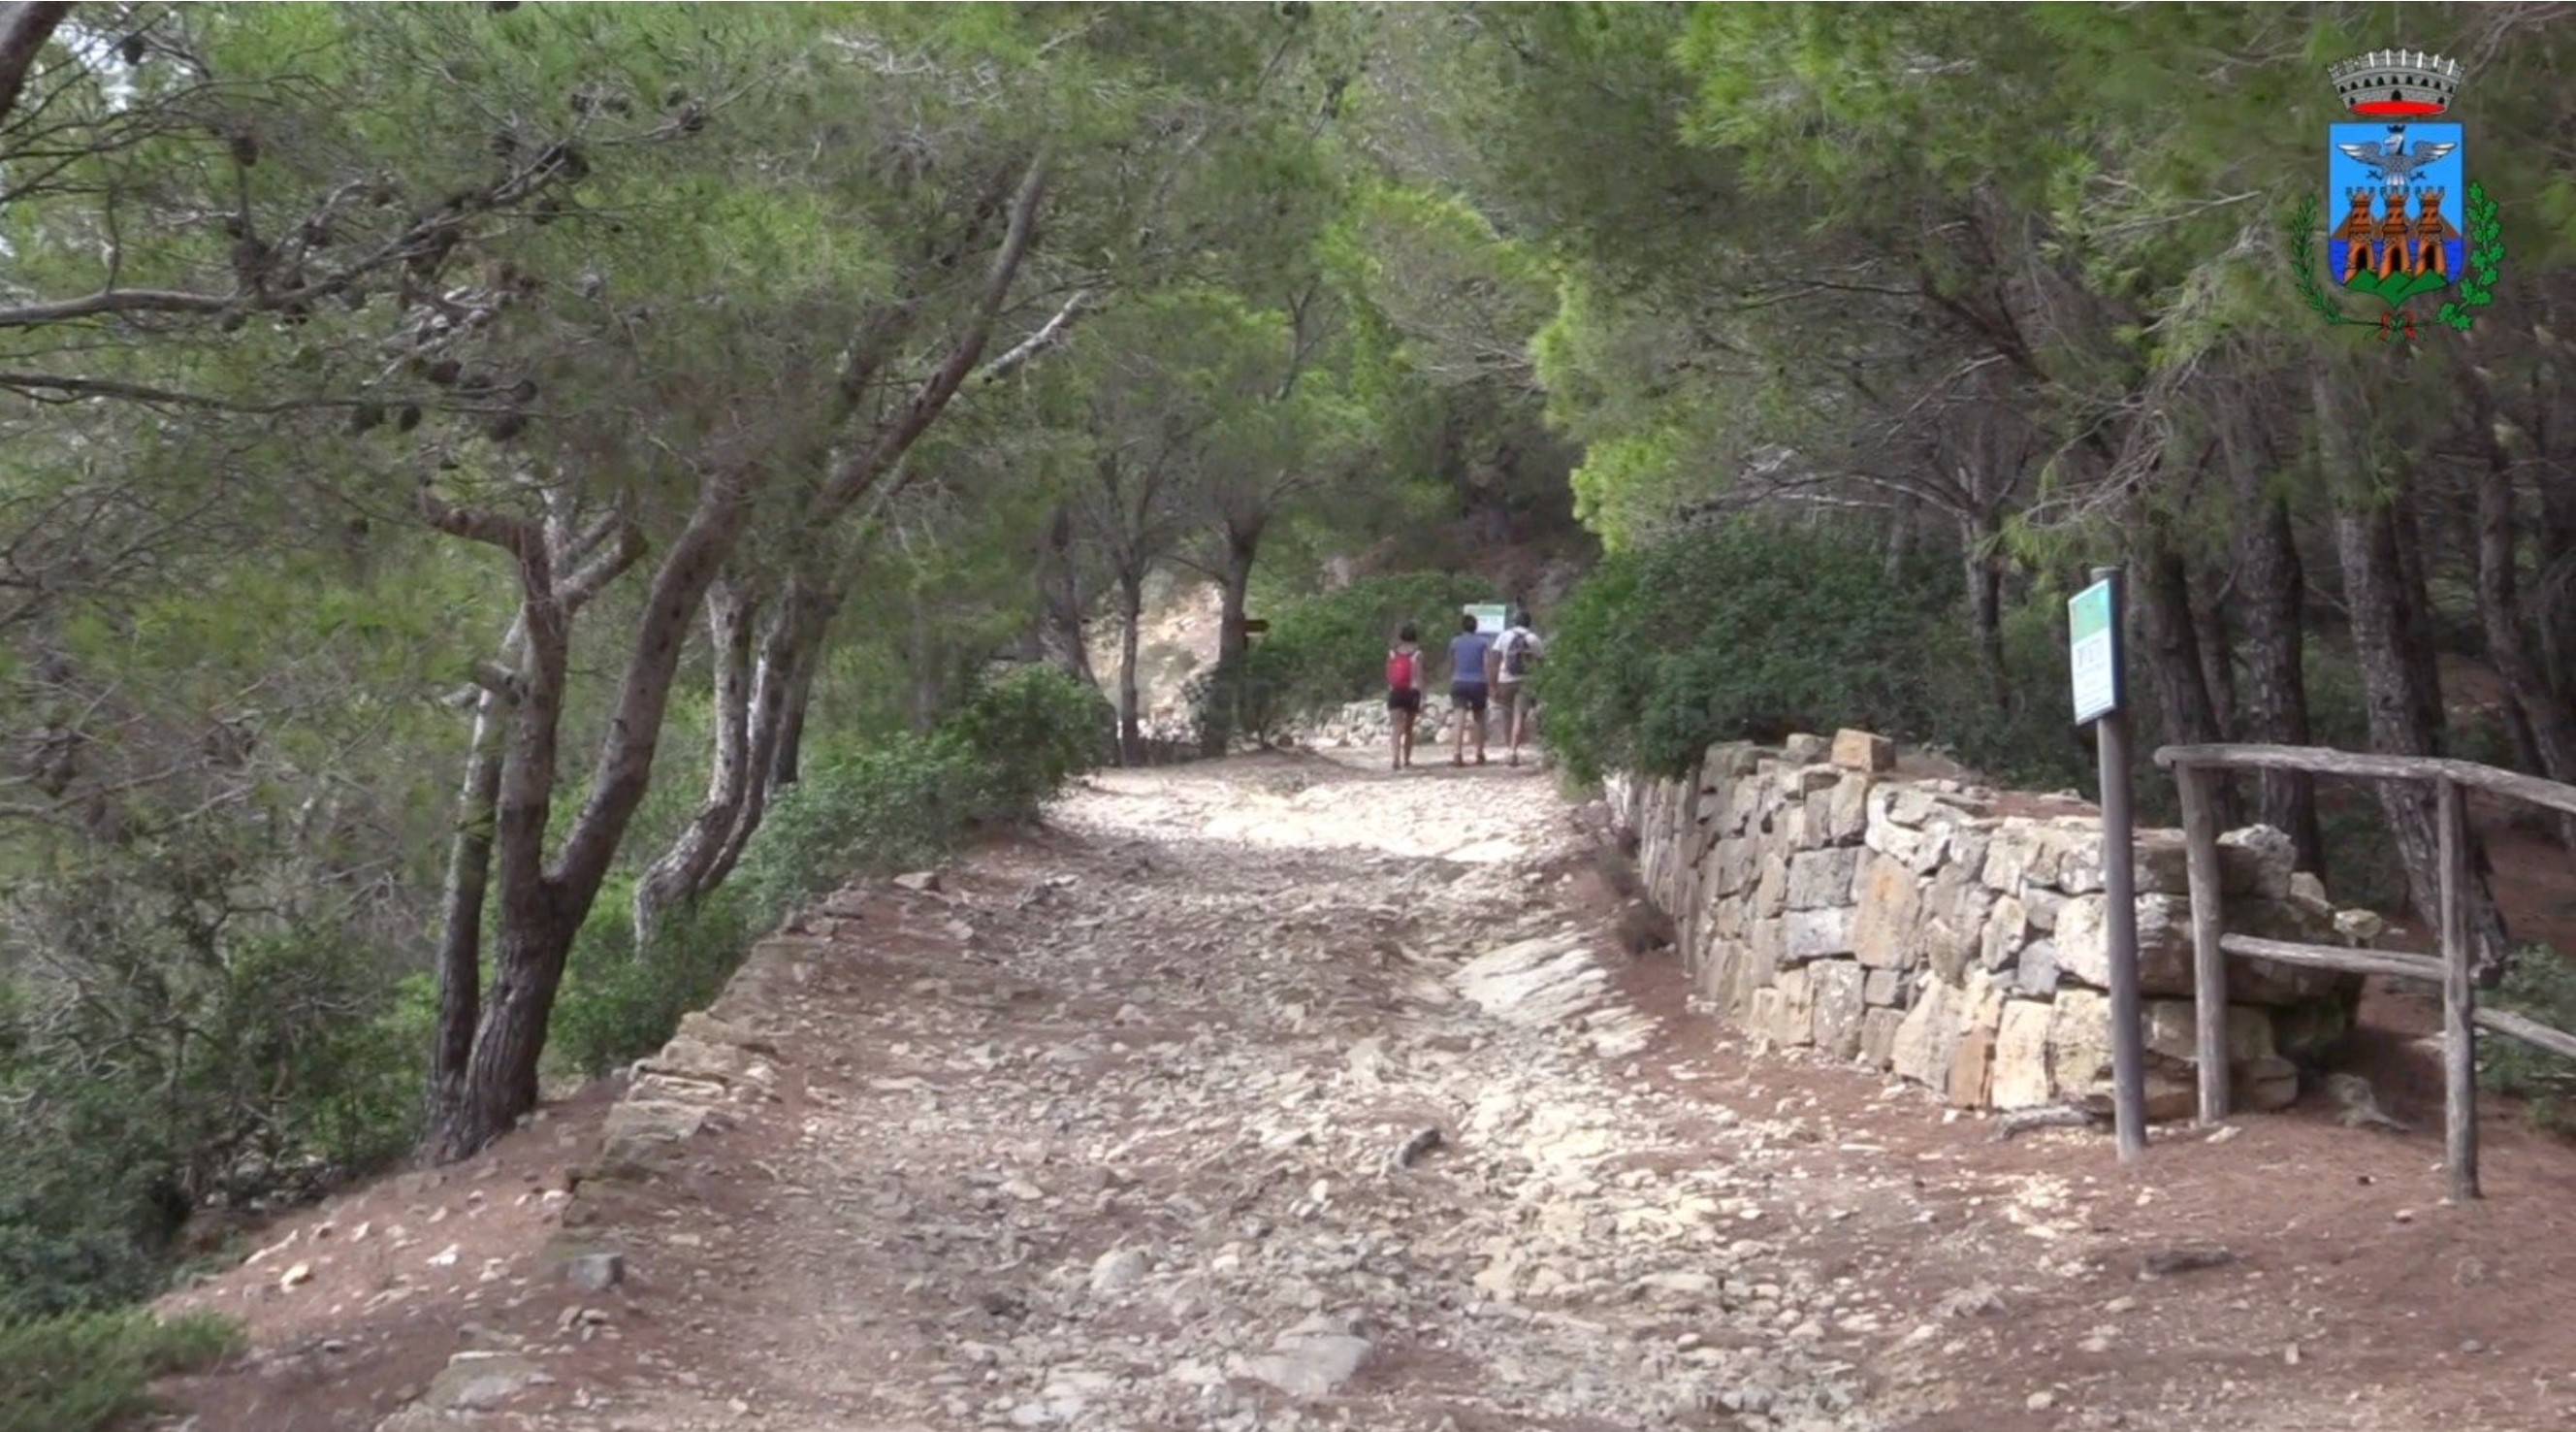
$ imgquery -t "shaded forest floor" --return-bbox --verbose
[154,749,2576,1431]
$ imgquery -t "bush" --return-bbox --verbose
[1191,571,1497,745]
[943,664,1115,820]
[2480,942,2576,1135]
[549,737,971,1078]
[548,879,757,1078]
[0,1308,239,1432]
[0,917,422,1319]
[550,671,1109,1078]
[1541,519,1970,784]
[1922,595,2099,797]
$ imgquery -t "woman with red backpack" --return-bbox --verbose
[1384,624,1424,769]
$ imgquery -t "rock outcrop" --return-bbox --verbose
[1605,732,2372,1118]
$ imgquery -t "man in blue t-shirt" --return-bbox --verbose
[1447,612,1493,766]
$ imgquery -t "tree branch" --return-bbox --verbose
[817,150,1051,516]
[560,518,646,612]
[0,288,233,332]
[0,369,476,414]
[416,486,539,559]
[0,1,70,132]
[978,287,1092,385]
[467,660,525,704]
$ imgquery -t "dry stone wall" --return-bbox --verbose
[1606,730,2382,1118]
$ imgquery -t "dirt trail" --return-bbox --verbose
[164,750,2576,1432]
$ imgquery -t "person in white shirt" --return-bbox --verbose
[1492,610,1544,767]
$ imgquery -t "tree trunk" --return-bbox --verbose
[0,3,71,131]
[1202,522,1262,757]
[910,586,939,733]
[1037,503,1096,687]
[2233,485,2323,871]
[430,680,508,1120]
[2195,582,2238,739]
[2135,539,2230,814]
[1116,572,1144,765]
[769,673,812,790]
[2334,493,2513,973]
[426,536,572,1159]
[427,476,753,1160]
[436,900,578,1157]
[633,580,757,949]
[2534,468,2576,714]
[2471,441,2576,848]
[710,578,839,894]
[2395,488,2448,746]
[1961,510,2010,715]
[2138,541,2225,742]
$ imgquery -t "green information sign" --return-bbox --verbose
[2069,578,2117,723]
[1465,602,1507,635]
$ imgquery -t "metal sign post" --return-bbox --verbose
[2072,569,2147,1164]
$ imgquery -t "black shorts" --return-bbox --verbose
[1387,687,1421,713]
[1450,683,1488,715]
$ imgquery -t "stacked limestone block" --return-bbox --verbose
[1607,731,2374,1119]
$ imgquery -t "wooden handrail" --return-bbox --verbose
[2216,933,2444,985]
[2164,741,2576,1204]
[2475,1006,2576,1062]
[2154,742,2576,820]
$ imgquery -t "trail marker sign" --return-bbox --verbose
[2074,566,2145,1165]
[1465,602,1507,635]
[2069,578,2119,724]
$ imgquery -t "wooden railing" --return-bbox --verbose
[2155,742,2576,1203]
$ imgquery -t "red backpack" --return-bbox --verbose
[1386,646,1416,690]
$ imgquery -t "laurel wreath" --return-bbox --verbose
[2434,181,2503,332]
[2291,181,2504,339]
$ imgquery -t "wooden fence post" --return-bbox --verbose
[2176,763,2230,1123]
[2438,776,2480,1202]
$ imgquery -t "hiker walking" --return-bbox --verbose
[1447,611,1493,766]
[1384,624,1424,769]
[1493,610,1544,766]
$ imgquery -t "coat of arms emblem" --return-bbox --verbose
[2293,50,2503,341]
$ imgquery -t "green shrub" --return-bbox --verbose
[0,1308,239,1432]
[2480,942,2576,1135]
[1190,571,1496,745]
[1919,595,2100,797]
[943,664,1114,820]
[548,879,757,1078]
[1542,519,1967,784]
[738,734,981,910]
[0,918,422,1319]
[551,677,1108,1078]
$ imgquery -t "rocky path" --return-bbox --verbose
[166,748,2576,1432]
[549,751,1931,1431]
